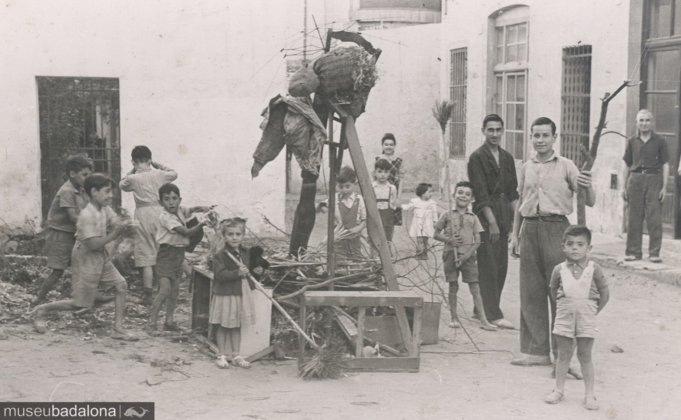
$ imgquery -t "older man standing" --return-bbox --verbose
[622,109,669,263]
[510,117,595,366]
[467,114,518,329]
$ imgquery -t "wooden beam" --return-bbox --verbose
[304,290,424,307]
[338,112,414,350]
[343,357,420,372]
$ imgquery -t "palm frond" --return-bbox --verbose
[432,100,453,133]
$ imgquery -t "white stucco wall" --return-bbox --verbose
[0,0,313,234]
[440,0,632,235]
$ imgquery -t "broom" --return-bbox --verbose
[224,252,345,379]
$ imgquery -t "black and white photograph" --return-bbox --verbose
[1,1,680,419]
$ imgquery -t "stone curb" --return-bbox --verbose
[590,252,681,288]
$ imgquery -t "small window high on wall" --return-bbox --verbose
[490,5,529,159]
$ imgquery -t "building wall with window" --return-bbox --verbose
[441,0,633,235]
[0,0,309,234]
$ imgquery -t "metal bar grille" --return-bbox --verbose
[449,47,467,158]
[560,45,592,166]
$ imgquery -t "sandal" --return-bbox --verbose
[624,255,641,262]
[584,395,599,410]
[649,256,663,263]
[544,389,564,404]
[216,355,230,369]
[232,355,251,369]
[448,320,461,329]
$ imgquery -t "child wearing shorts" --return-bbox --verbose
[373,158,398,243]
[545,225,610,411]
[31,174,137,341]
[434,181,497,331]
[119,145,177,304]
[147,183,209,332]
[34,155,92,304]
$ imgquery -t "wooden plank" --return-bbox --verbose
[245,345,274,363]
[327,113,337,286]
[338,113,414,351]
[298,295,307,368]
[343,357,420,373]
[305,291,423,308]
[411,307,422,358]
[356,307,366,357]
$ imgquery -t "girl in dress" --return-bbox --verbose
[376,133,404,198]
[403,183,438,259]
[210,218,267,369]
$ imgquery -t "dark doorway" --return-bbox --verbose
[37,77,121,219]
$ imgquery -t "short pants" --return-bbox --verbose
[443,251,478,284]
[44,228,76,270]
[552,297,598,338]
[70,244,127,308]
[155,244,185,281]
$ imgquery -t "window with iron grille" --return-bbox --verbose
[449,47,467,158]
[560,45,592,166]
[37,77,121,218]
[490,6,529,159]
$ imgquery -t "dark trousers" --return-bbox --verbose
[289,170,318,257]
[519,217,569,357]
[626,173,663,258]
[476,231,508,321]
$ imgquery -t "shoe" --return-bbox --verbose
[649,256,663,263]
[584,395,599,410]
[624,255,641,262]
[448,320,461,329]
[232,355,251,369]
[492,319,514,329]
[480,323,498,331]
[511,354,552,366]
[544,389,564,404]
[216,355,230,369]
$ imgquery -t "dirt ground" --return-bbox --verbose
[2,217,681,420]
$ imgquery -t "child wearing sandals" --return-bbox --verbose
[403,183,438,259]
[31,174,137,341]
[211,218,267,369]
[545,225,609,411]
[146,183,210,333]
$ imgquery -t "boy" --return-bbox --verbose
[545,225,609,410]
[434,181,497,331]
[321,166,367,260]
[119,145,178,305]
[31,174,137,340]
[34,155,93,304]
[373,158,398,243]
[147,183,209,332]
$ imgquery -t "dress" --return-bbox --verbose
[119,167,177,267]
[210,247,257,328]
[404,198,438,238]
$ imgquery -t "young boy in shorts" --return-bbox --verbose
[31,174,137,340]
[147,183,209,332]
[34,155,93,304]
[545,225,610,410]
[434,181,497,331]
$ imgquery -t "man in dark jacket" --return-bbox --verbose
[467,114,518,329]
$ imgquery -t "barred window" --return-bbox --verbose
[560,45,592,166]
[449,47,467,158]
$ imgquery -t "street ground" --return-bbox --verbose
[1,205,680,420]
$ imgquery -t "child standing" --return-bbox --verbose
[403,183,438,259]
[211,218,267,369]
[373,159,398,243]
[545,225,609,410]
[332,166,367,260]
[119,146,178,304]
[376,133,404,198]
[434,181,497,331]
[31,174,137,340]
[34,155,93,304]
[147,183,209,332]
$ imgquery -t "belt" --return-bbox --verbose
[523,214,567,222]
[631,168,660,174]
